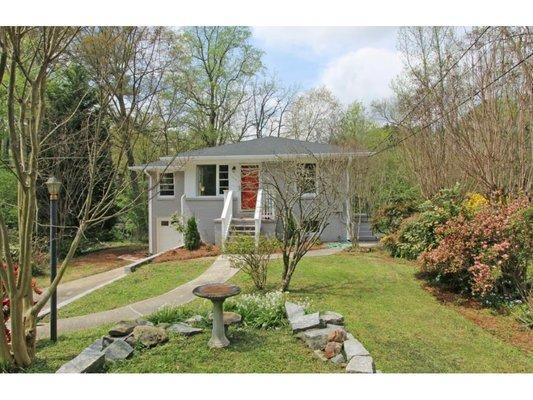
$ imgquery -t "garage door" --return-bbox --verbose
[156,218,183,253]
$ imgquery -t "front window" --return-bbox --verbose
[300,163,316,194]
[197,165,217,196]
[159,173,175,197]
[219,165,229,194]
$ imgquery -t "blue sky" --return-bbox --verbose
[251,27,402,106]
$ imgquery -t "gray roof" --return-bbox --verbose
[132,137,364,170]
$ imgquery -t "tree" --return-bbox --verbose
[286,86,344,143]
[174,26,263,146]
[261,156,347,291]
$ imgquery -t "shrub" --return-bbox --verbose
[382,185,464,259]
[184,216,201,250]
[225,291,298,329]
[420,197,532,301]
[224,235,279,290]
[147,305,197,325]
[372,198,418,235]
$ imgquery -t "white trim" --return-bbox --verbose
[148,174,154,254]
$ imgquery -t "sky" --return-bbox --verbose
[251,27,402,107]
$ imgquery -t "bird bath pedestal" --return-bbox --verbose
[193,283,241,348]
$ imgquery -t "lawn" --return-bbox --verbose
[35,243,148,288]
[32,251,533,373]
[55,257,214,319]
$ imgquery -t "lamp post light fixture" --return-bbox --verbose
[45,176,61,342]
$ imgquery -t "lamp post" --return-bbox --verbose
[45,176,61,342]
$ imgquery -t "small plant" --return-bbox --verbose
[224,235,279,290]
[225,291,288,329]
[184,216,201,250]
[170,212,186,233]
[147,305,197,325]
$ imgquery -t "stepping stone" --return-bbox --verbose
[168,322,203,336]
[343,338,370,360]
[109,320,137,337]
[56,339,105,373]
[346,356,375,373]
[285,301,305,320]
[290,312,321,333]
[104,339,134,362]
[320,311,344,325]
[299,324,343,349]
[330,353,346,365]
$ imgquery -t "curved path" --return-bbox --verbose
[37,247,342,339]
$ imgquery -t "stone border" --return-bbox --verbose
[285,301,377,373]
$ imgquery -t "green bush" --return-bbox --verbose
[0,167,18,229]
[382,185,463,260]
[184,216,201,250]
[147,306,198,325]
[224,234,279,290]
[372,197,418,235]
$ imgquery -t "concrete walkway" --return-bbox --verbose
[36,247,342,339]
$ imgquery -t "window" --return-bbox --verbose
[160,220,169,227]
[159,173,175,197]
[197,165,217,196]
[300,163,316,194]
[219,165,229,194]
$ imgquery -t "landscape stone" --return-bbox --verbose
[320,311,344,326]
[324,341,343,359]
[346,356,375,373]
[327,327,347,343]
[299,324,343,350]
[185,315,204,325]
[313,349,328,362]
[156,322,171,329]
[56,341,105,373]
[346,332,355,341]
[167,322,203,336]
[285,301,305,320]
[222,311,242,326]
[135,319,154,326]
[330,353,346,365]
[132,325,168,348]
[104,339,134,362]
[109,320,137,337]
[290,312,321,333]
[343,338,370,360]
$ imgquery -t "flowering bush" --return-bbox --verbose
[420,197,532,301]
[226,291,310,329]
[462,192,488,216]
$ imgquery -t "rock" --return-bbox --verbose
[56,340,105,373]
[285,301,305,320]
[104,339,134,362]
[320,311,344,326]
[135,319,154,326]
[185,315,204,325]
[324,341,343,359]
[343,338,370,360]
[346,356,375,373]
[132,325,168,348]
[156,322,171,329]
[290,312,321,333]
[168,322,203,336]
[330,353,346,365]
[85,338,105,352]
[327,327,347,343]
[222,312,242,326]
[299,324,343,350]
[313,349,328,362]
[109,320,137,337]
[102,336,115,348]
[346,332,355,341]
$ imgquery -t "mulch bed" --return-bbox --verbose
[424,285,532,354]
[70,245,149,267]
[153,244,221,263]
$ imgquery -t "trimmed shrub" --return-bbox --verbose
[184,216,201,250]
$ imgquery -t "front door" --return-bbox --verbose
[240,165,259,211]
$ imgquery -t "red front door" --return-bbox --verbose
[240,165,259,211]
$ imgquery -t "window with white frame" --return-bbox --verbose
[158,173,175,197]
[219,165,229,194]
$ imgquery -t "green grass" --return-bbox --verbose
[32,251,532,373]
[55,258,213,319]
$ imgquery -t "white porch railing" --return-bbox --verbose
[220,190,234,249]
[261,190,275,220]
[254,189,263,247]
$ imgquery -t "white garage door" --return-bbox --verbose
[156,218,183,253]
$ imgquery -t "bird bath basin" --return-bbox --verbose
[193,283,241,348]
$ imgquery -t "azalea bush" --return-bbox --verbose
[420,197,532,304]
[226,291,309,329]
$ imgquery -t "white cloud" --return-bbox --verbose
[253,27,397,58]
[319,47,402,105]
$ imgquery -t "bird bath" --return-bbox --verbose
[193,283,241,348]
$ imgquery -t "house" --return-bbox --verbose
[131,136,371,253]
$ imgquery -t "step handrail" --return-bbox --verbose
[254,189,263,247]
[221,190,234,250]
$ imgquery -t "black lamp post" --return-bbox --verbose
[45,176,61,342]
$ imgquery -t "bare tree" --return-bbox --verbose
[261,155,347,291]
